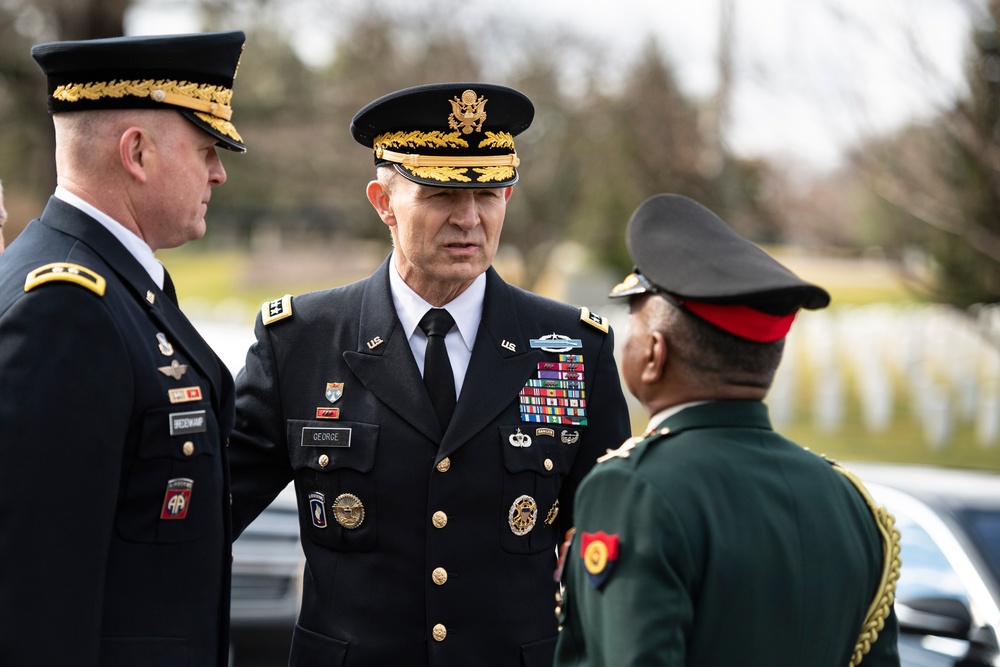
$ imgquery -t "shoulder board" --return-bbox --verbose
[261,294,293,326]
[579,307,609,333]
[830,462,902,666]
[24,262,106,297]
[595,427,671,463]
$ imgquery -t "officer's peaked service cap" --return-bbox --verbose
[351,82,534,188]
[610,193,830,342]
[31,31,247,153]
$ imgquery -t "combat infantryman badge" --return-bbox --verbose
[160,478,193,520]
[581,531,619,589]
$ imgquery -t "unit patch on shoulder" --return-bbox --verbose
[261,294,293,326]
[579,307,609,333]
[24,262,106,297]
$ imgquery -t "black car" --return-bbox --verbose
[229,483,304,667]
[849,462,1000,667]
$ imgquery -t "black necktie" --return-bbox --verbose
[162,269,178,306]
[418,308,456,432]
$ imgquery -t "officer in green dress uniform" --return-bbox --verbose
[0,32,245,666]
[228,83,632,666]
[554,193,901,667]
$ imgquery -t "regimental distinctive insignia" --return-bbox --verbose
[261,294,293,326]
[508,428,532,448]
[529,333,583,353]
[579,307,609,333]
[561,430,580,445]
[535,428,555,438]
[508,495,538,536]
[24,262,106,296]
[308,492,328,529]
[325,382,344,403]
[332,493,364,529]
[316,407,340,420]
[519,354,588,426]
[448,89,488,134]
[157,359,188,380]
[160,478,193,520]
[544,499,560,526]
[168,386,203,404]
[156,332,174,356]
[581,531,619,589]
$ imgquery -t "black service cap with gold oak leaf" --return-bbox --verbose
[31,31,247,153]
[610,193,830,342]
[351,82,534,188]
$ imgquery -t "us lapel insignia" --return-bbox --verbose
[160,478,193,520]
[158,359,188,380]
[325,382,344,403]
[146,290,156,304]
[501,339,516,352]
[367,336,384,350]
[581,531,619,588]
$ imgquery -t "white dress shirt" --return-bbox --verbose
[54,186,165,288]
[388,253,484,400]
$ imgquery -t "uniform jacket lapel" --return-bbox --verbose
[343,258,441,442]
[38,198,229,418]
[439,268,539,459]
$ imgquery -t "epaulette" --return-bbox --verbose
[579,307,609,333]
[24,262,106,297]
[827,460,902,666]
[261,294,293,326]
[595,426,671,463]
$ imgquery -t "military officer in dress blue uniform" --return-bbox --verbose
[554,193,901,667]
[228,83,632,666]
[0,32,246,667]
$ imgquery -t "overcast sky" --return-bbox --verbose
[127,0,977,171]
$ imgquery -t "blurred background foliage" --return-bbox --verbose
[1,0,999,466]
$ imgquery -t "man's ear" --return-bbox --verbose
[641,330,668,384]
[365,180,395,228]
[119,126,149,184]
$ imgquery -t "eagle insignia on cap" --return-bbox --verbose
[448,89,487,134]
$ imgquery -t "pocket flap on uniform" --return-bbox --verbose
[287,420,378,472]
[499,424,572,476]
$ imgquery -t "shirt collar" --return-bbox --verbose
[54,186,164,288]
[388,252,484,352]
[646,401,711,433]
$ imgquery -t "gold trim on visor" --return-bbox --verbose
[375,147,519,168]
[52,78,234,120]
